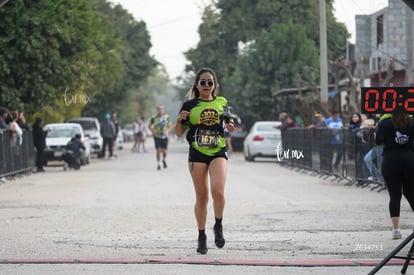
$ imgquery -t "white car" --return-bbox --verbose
[67,117,103,156]
[122,123,134,142]
[243,121,282,161]
[44,123,91,165]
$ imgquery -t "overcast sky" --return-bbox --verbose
[111,0,388,80]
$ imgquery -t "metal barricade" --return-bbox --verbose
[281,128,381,188]
[343,128,373,180]
[280,128,312,169]
[0,129,35,178]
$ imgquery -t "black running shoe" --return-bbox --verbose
[196,236,208,254]
[162,160,167,168]
[214,225,225,248]
[157,164,161,170]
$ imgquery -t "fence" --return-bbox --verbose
[280,127,385,191]
[0,129,35,178]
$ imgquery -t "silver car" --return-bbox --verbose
[243,121,282,161]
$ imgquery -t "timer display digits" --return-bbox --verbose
[361,87,414,114]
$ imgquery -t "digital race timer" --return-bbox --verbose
[361,87,414,114]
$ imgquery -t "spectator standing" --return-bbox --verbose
[278,114,298,131]
[17,111,30,131]
[32,117,49,172]
[375,113,414,239]
[0,107,8,130]
[9,111,23,150]
[346,112,362,162]
[131,117,148,153]
[362,115,384,182]
[308,111,327,130]
[364,144,384,182]
[8,112,23,170]
[100,113,116,159]
[111,111,120,156]
[278,112,288,126]
[149,105,172,170]
[131,118,140,152]
[308,111,328,170]
[137,117,148,153]
[326,111,344,172]
[348,112,362,129]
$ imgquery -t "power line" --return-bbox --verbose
[148,13,193,29]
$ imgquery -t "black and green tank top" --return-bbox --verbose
[179,96,229,156]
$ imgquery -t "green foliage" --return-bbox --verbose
[0,0,156,125]
[82,1,157,121]
[0,0,97,112]
[183,0,349,128]
[134,65,170,120]
[231,23,318,126]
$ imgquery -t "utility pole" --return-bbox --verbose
[319,0,329,112]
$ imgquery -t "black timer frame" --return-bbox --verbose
[361,87,414,114]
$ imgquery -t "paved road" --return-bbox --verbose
[0,139,412,274]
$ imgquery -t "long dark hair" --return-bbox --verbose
[188,68,219,99]
[33,117,42,129]
[392,113,411,129]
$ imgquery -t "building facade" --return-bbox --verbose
[354,0,414,86]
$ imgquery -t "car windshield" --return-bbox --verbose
[48,127,81,138]
[257,124,279,132]
[70,120,97,131]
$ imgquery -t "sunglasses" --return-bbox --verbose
[199,80,214,87]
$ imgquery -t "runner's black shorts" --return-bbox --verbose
[154,137,168,149]
[188,146,228,165]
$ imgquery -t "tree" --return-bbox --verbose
[230,22,319,127]
[0,0,157,125]
[183,0,349,126]
[0,0,118,114]
[82,1,157,122]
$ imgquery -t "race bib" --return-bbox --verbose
[196,128,219,148]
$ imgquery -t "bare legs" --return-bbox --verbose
[156,147,167,169]
[189,158,227,252]
[392,216,399,230]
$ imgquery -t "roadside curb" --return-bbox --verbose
[0,258,411,267]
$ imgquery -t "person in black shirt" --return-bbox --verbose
[32,117,49,172]
[375,114,414,239]
[63,134,85,170]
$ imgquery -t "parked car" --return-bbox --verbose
[66,117,103,156]
[229,114,247,152]
[44,123,91,165]
[122,123,134,142]
[243,121,282,162]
